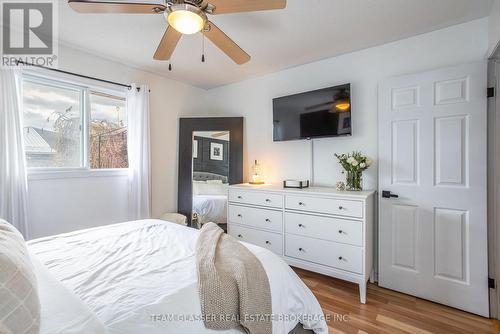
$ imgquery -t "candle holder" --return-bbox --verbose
[249,160,265,185]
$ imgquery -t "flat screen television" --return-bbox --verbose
[273,83,351,141]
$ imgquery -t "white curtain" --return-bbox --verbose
[127,84,151,220]
[0,69,29,237]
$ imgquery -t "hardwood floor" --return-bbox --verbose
[294,268,500,334]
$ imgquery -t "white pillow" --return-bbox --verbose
[193,182,228,196]
[0,220,40,334]
[205,179,223,184]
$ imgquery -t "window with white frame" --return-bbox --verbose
[22,74,128,169]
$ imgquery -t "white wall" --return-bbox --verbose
[489,0,500,57]
[28,45,204,239]
[28,172,130,238]
[189,19,489,190]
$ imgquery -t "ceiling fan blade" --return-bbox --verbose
[205,0,286,14]
[305,101,334,111]
[154,26,182,60]
[68,0,166,14]
[202,21,250,65]
[212,131,229,138]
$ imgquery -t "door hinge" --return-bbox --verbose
[489,277,495,289]
[487,87,495,98]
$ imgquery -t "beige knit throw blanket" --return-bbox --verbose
[196,222,272,334]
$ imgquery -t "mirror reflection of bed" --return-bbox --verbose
[192,131,230,231]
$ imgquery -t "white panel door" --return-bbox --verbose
[378,62,488,316]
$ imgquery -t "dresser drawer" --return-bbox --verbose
[228,190,283,209]
[285,212,363,246]
[229,225,283,255]
[285,234,363,274]
[228,205,282,232]
[285,195,363,218]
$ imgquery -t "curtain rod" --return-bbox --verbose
[15,60,149,92]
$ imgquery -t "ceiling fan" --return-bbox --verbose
[68,0,287,65]
[305,88,351,113]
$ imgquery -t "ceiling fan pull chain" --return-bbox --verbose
[201,34,206,63]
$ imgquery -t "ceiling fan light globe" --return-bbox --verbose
[335,102,351,111]
[167,8,205,35]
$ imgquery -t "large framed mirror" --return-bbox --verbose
[178,117,244,228]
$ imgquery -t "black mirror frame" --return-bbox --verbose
[178,117,244,227]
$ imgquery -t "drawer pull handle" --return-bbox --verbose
[299,247,305,252]
[265,199,271,203]
[338,230,343,234]
[237,214,242,218]
[237,234,243,238]
[265,241,271,245]
[237,196,243,199]
[265,219,271,222]
[338,256,343,260]
[339,206,344,210]
[298,202,305,206]
[298,224,305,228]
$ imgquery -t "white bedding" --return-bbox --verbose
[193,194,228,225]
[28,220,327,334]
[33,256,107,334]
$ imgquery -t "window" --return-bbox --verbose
[22,74,128,169]
[23,80,82,168]
[89,91,128,169]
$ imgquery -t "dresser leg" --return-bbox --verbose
[359,282,367,304]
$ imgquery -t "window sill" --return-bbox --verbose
[27,168,129,181]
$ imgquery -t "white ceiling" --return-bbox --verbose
[59,0,492,89]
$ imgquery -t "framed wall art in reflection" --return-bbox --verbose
[210,142,223,161]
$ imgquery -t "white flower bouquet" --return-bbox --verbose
[334,151,372,190]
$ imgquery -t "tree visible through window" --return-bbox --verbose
[22,75,128,169]
[90,92,128,169]
[23,80,82,168]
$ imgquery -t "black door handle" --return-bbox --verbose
[382,190,399,199]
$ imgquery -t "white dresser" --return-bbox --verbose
[227,184,375,303]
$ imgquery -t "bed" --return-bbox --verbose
[192,172,230,225]
[27,219,328,334]
[193,194,228,225]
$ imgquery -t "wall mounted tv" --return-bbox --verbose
[273,83,351,142]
